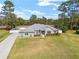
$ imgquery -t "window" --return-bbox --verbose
[47,31,51,34]
[25,33,28,35]
[41,31,45,35]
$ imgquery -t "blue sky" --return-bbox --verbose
[0,0,67,20]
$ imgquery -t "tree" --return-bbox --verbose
[53,19,69,32]
[30,15,37,24]
[41,17,47,24]
[5,13,17,29]
[47,19,53,25]
[2,0,14,15]
[16,17,26,25]
[58,0,79,30]
[1,0,16,29]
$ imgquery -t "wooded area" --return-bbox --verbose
[0,0,79,32]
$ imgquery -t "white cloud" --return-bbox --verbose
[14,10,29,20]
[0,4,3,12]
[37,0,52,6]
[37,0,67,7]
[14,9,59,20]
[52,8,57,11]
[0,3,29,19]
[52,3,60,7]
[45,14,58,19]
[14,9,57,20]
[24,9,45,15]
[0,4,5,16]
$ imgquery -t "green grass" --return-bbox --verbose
[0,30,10,42]
[17,25,30,28]
[8,31,79,59]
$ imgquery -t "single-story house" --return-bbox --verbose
[9,28,26,33]
[10,28,20,33]
[19,28,35,38]
[19,24,62,38]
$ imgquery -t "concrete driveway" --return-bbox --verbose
[0,33,18,59]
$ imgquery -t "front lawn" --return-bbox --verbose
[8,31,79,59]
[0,30,10,42]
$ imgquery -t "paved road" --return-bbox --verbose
[0,33,18,59]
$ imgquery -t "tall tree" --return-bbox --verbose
[58,0,79,30]
[30,15,37,24]
[1,0,16,29]
[2,0,14,15]
[41,17,47,24]
[16,17,26,25]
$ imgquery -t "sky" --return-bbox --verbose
[0,0,67,20]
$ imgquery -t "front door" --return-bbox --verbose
[41,31,45,35]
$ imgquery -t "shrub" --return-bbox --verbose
[73,26,79,30]
[60,25,68,33]
[76,30,79,34]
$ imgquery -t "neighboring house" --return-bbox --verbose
[0,15,4,20]
[19,24,62,38]
[0,26,7,30]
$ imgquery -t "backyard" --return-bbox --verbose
[0,30,10,42]
[8,31,79,59]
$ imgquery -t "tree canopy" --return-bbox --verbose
[58,0,79,30]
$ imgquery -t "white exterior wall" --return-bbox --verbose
[45,28,55,35]
[20,33,34,38]
[28,33,34,37]
[40,34,45,37]
[58,30,62,34]
[10,30,20,33]
[34,30,40,35]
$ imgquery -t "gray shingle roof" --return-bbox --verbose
[20,28,34,33]
[30,24,46,31]
[20,24,62,33]
[45,25,58,31]
[46,25,62,32]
